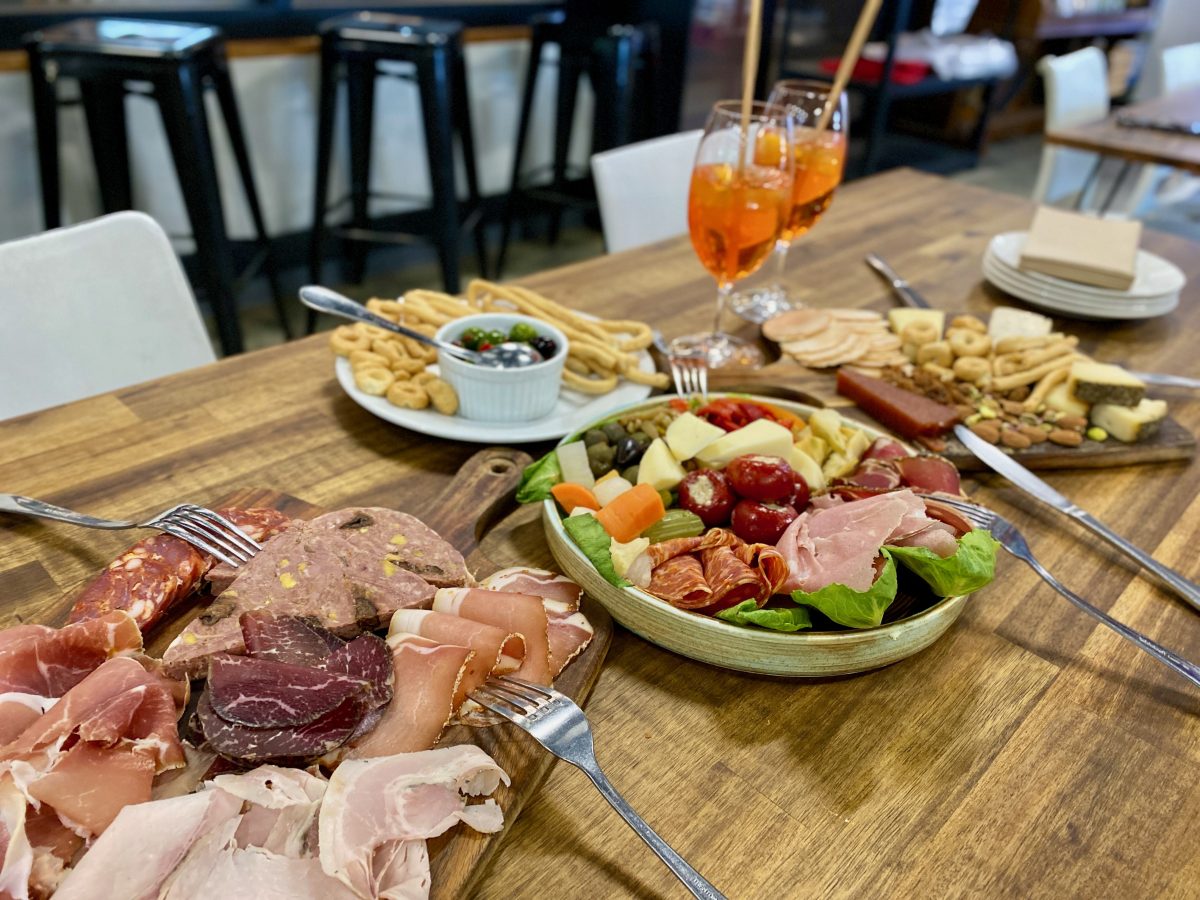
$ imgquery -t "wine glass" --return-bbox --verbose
[727,80,848,324]
[671,100,793,369]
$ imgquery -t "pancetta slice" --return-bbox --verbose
[345,635,473,760]
[0,612,142,697]
[433,588,552,685]
[387,611,524,709]
[318,746,509,899]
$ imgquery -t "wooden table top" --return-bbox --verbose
[1046,86,1200,174]
[3,169,1200,897]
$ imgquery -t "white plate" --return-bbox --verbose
[542,395,972,677]
[982,256,1179,320]
[335,350,658,444]
[988,231,1186,300]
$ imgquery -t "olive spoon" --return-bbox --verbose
[299,286,544,368]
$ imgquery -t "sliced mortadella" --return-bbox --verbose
[387,610,524,709]
[542,600,594,678]
[432,588,552,685]
[346,634,474,759]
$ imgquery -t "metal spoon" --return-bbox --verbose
[299,286,544,368]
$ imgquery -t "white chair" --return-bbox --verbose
[591,130,703,253]
[1161,42,1200,93]
[1033,48,1111,208]
[0,212,216,420]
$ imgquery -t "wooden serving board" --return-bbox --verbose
[14,448,613,900]
[709,360,1196,471]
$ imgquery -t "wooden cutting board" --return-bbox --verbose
[13,448,613,900]
[709,360,1196,471]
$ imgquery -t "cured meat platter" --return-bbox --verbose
[1,449,613,900]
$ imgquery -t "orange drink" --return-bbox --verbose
[688,162,791,286]
[782,130,846,241]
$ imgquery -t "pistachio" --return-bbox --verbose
[1086,426,1108,442]
[978,405,998,420]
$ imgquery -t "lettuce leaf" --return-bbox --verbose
[564,514,629,588]
[790,551,898,629]
[516,450,561,504]
[717,600,813,632]
[886,529,999,598]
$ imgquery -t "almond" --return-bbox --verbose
[1048,428,1084,447]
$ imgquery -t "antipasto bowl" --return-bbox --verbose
[538,394,980,678]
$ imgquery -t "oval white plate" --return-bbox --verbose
[988,231,1186,300]
[335,349,658,444]
[982,256,1179,320]
[542,394,971,677]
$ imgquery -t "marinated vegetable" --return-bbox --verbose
[725,455,796,504]
[730,500,798,545]
[677,470,736,527]
[642,509,705,543]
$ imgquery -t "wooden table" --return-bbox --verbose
[3,169,1200,898]
[1046,85,1200,175]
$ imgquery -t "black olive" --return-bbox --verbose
[583,429,607,447]
[614,435,644,467]
[601,422,628,443]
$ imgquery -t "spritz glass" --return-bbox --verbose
[671,100,793,368]
[727,80,848,324]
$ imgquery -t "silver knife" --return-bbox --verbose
[1128,371,1200,390]
[865,253,932,309]
[954,424,1200,614]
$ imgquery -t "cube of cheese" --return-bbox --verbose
[888,308,945,340]
[1044,381,1089,418]
[694,419,794,468]
[787,444,826,491]
[794,430,830,466]
[636,438,687,491]
[664,412,726,461]
[987,307,1053,341]
[1090,398,1167,442]
[1068,362,1145,407]
[807,409,847,453]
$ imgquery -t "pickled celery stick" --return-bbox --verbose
[641,509,704,543]
[556,441,595,488]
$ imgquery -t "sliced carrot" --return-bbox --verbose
[594,483,666,543]
[551,482,600,514]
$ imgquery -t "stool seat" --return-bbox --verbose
[25,17,289,355]
[320,13,461,47]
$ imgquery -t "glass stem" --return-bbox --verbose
[773,239,791,291]
[713,282,732,336]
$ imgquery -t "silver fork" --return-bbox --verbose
[472,676,727,900]
[0,494,261,569]
[669,354,709,402]
[935,494,1200,690]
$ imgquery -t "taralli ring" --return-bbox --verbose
[386,380,430,409]
[949,330,991,358]
[353,365,395,396]
[330,325,372,356]
[900,320,939,346]
[952,355,990,385]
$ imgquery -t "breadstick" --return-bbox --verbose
[990,354,1079,392]
[1023,366,1070,411]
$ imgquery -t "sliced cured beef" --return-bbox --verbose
[319,746,509,900]
[197,691,365,765]
[0,611,142,697]
[240,612,342,668]
[388,610,524,709]
[208,655,369,728]
[325,635,394,710]
[894,456,962,495]
[433,588,552,685]
[479,567,583,606]
[345,634,473,759]
[645,530,787,611]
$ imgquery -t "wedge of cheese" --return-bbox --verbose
[636,438,687,490]
[1090,398,1167,442]
[1044,381,1089,418]
[987,307,1053,341]
[1068,362,1145,407]
[694,419,794,468]
[664,412,725,461]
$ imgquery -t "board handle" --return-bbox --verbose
[425,447,533,562]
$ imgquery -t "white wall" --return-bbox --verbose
[0,40,594,245]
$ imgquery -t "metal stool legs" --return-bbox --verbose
[26,49,62,231]
[79,78,133,213]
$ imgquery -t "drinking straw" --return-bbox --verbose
[739,0,764,170]
[816,0,885,132]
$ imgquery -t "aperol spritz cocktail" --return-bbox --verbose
[672,101,792,369]
[728,81,847,324]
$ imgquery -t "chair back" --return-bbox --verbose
[1161,42,1200,93]
[0,212,215,420]
[1033,48,1109,205]
[591,130,703,254]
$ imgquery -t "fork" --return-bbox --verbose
[669,354,709,402]
[934,494,1200,690]
[0,494,261,569]
[471,676,727,900]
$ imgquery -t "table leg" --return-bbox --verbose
[1099,160,1134,216]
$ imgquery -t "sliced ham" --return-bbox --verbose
[164,847,358,900]
[479,568,583,606]
[212,766,326,859]
[319,746,509,900]
[345,635,473,760]
[388,611,523,710]
[0,612,141,697]
[433,588,551,685]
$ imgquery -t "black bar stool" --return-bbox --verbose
[308,13,487,333]
[496,12,659,277]
[24,18,289,356]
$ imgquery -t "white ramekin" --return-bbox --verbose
[434,314,568,421]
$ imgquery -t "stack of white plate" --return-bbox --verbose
[982,231,1185,320]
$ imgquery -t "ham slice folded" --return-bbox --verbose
[645,531,787,612]
[433,588,552,685]
[477,568,592,678]
[0,612,141,697]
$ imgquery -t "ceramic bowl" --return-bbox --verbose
[435,314,567,422]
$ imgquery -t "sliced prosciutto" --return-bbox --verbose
[477,567,593,678]
[479,568,583,606]
[433,588,552,685]
[0,776,31,900]
[0,694,55,746]
[0,611,142,697]
[319,746,509,900]
[645,531,787,612]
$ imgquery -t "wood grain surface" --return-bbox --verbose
[2,170,1199,898]
[1046,86,1200,173]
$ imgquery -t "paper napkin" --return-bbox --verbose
[1018,206,1141,291]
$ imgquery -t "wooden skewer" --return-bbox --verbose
[816,0,885,132]
[739,0,765,169]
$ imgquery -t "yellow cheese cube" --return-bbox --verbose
[694,419,795,468]
[664,412,726,461]
[636,438,687,490]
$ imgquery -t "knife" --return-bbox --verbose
[865,253,932,309]
[1127,371,1200,390]
[954,424,1200,614]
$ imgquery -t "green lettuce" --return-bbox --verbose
[790,551,899,629]
[886,529,999,598]
[516,450,561,504]
[563,514,629,588]
[717,600,813,632]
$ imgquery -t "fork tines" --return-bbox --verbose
[471,676,556,719]
[152,504,261,569]
[668,356,709,402]
[929,494,993,529]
